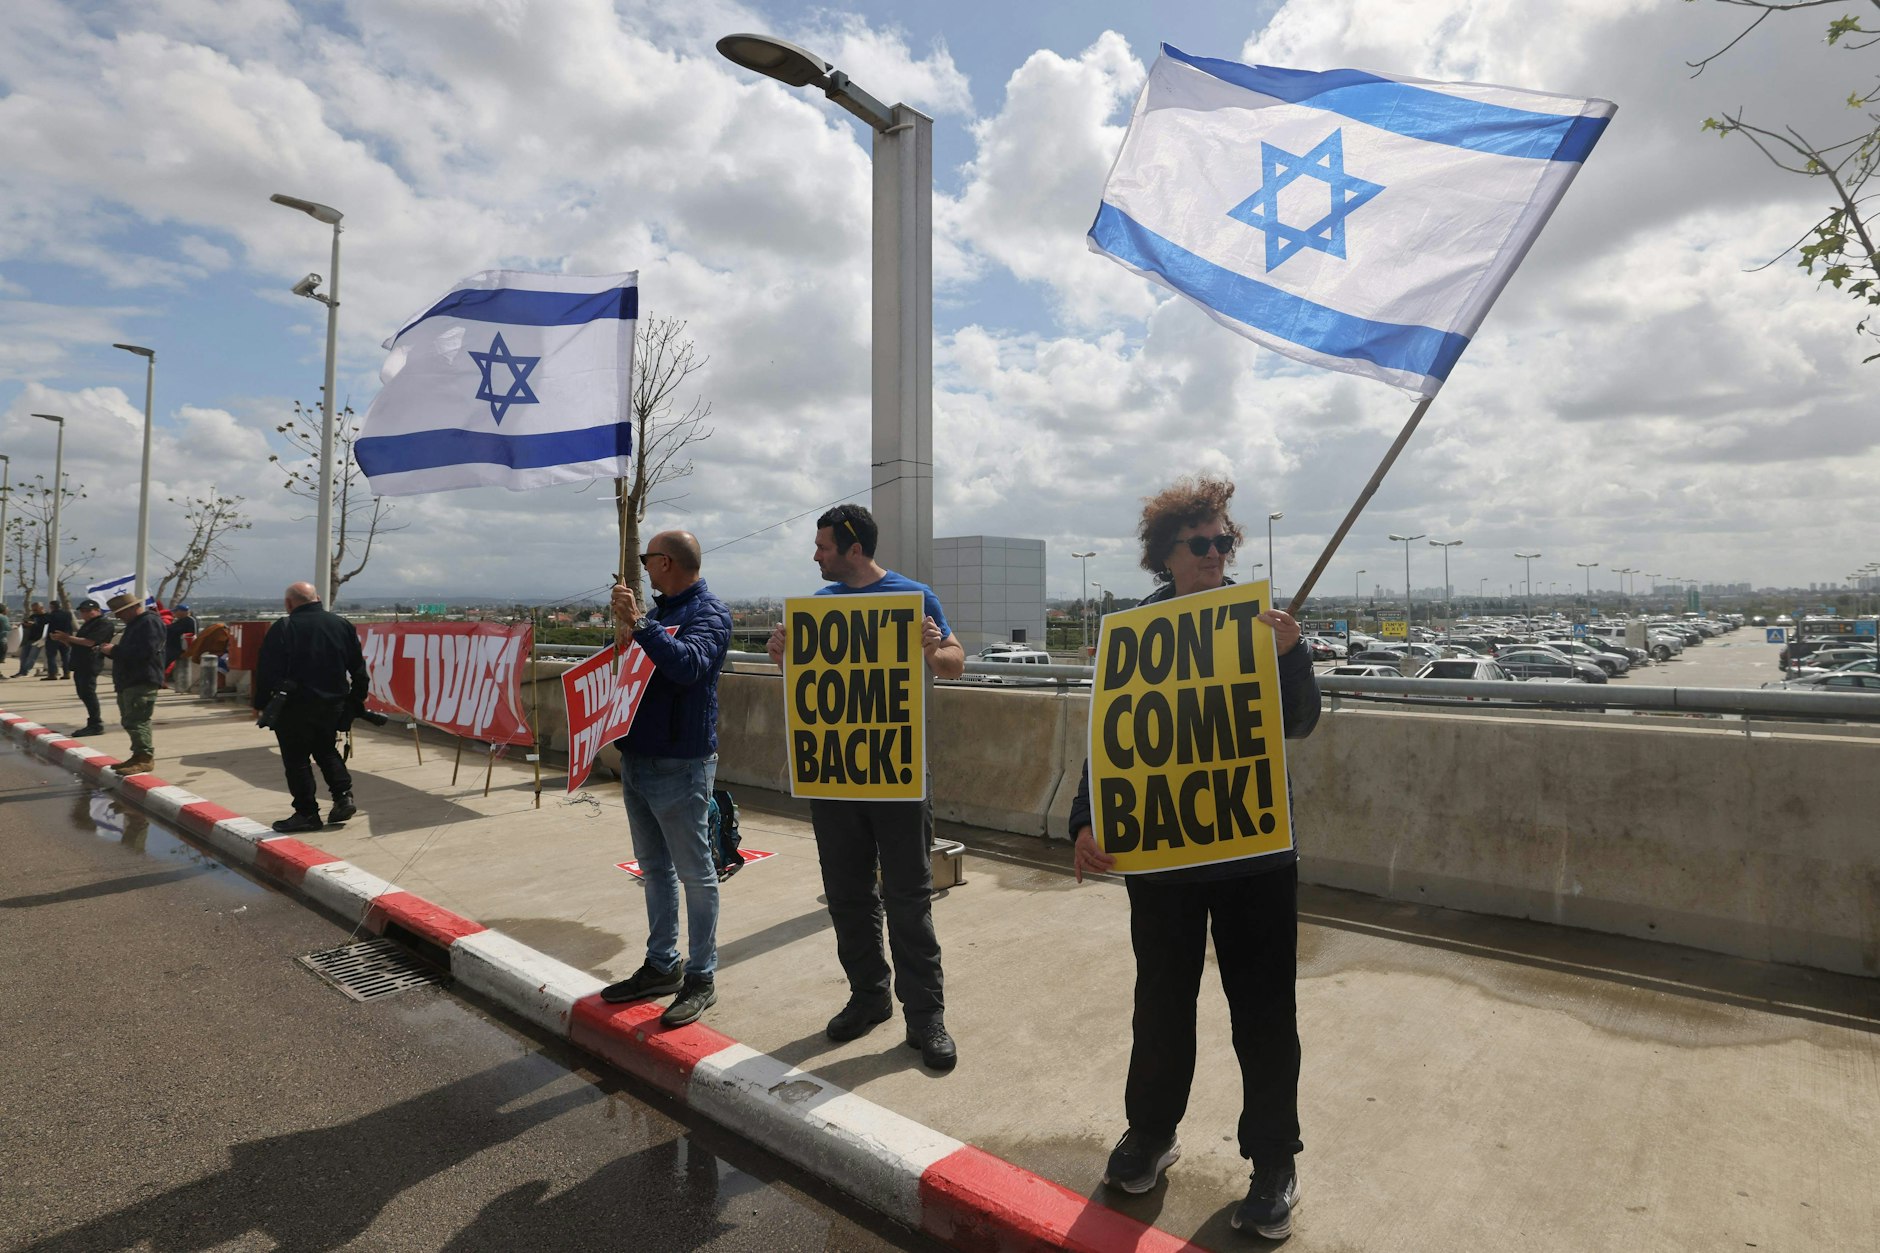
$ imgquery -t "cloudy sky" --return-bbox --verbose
[1,0,1874,609]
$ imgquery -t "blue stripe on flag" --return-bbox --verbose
[395,286,639,342]
[1163,45,1607,163]
[1088,202,1469,383]
[356,422,634,476]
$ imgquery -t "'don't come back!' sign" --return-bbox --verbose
[783,592,926,801]
[1090,581,1293,874]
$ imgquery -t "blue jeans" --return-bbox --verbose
[620,752,719,978]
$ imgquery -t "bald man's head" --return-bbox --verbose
[285,582,320,607]
[651,530,702,573]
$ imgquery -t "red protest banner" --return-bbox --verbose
[560,640,660,792]
[356,622,535,746]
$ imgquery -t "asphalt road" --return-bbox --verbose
[0,741,936,1252]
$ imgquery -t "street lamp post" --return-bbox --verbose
[1429,539,1463,626]
[1478,576,1488,607]
[1072,550,1095,658]
[1266,511,1283,599]
[0,453,9,606]
[1388,533,1426,631]
[1575,561,1599,617]
[271,192,344,604]
[718,34,932,586]
[1515,551,1542,623]
[1354,569,1365,631]
[111,344,157,599]
[30,414,66,603]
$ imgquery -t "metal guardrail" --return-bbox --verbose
[524,645,1880,722]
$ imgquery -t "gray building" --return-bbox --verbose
[932,536,1046,656]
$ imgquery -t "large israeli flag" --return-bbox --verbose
[356,270,637,495]
[1089,47,1614,397]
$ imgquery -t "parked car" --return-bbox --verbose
[1791,645,1878,674]
[1544,639,1631,675]
[1327,663,1403,677]
[1762,668,1880,692]
[1349,649,1409,666]
[1414,658,1513,681]
[1496,648,1606,683]
[1302,635,1343,661]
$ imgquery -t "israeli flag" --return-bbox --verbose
[357,270,637,495]
[1089,47,1614,397]
[85,572,157,609]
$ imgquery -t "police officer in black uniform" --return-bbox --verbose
[253,582,370,833]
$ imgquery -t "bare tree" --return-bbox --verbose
[269,393,406,608]
[154,489,251,607]
[5,476,95,607]
[1693,1,1880,359]
[616,317,714,604]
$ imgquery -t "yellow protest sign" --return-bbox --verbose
[783,592,926,800]
[1378,619,1408,639]
[1089,580,1292,874]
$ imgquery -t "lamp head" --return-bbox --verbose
[1268,511,1284,522]
[113,343,154,359]
[270,193,343,225]
[292,272,324,298]
[715,33,831,87]
[30,413,64,425]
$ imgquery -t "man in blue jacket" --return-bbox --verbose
[600,530,732,1028]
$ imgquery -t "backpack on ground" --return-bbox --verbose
[707,787,743,880]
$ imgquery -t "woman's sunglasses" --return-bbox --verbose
[1175,534,1236,558]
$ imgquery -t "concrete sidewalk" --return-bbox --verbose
[10,681,1877,1252]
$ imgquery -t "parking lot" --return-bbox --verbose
[1314,627,1799,691]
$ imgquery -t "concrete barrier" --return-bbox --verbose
[1284,706,1880,977]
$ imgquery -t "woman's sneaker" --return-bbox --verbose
[1231,1158,1300,1240]
[1101,1129,1180,1193]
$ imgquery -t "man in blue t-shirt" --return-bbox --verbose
[766,504,965,1071]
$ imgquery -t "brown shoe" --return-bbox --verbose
[111,756,155,776]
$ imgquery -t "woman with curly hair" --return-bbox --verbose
[1067,474,1321,1239]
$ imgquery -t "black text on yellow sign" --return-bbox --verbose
[1090,581,1292,873]
[784,592,926,801]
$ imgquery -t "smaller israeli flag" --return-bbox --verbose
[85,572,158,609]
[357,270,637,495]
[1089,47,1615,397]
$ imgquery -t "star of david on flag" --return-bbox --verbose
[1088,46,1615,397]
[469,332,540,425]
[357,270,637,495]
[1226,130,1384,271]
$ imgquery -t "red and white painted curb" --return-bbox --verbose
[1,709,1200,1252]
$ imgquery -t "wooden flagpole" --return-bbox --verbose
[485,743,497,798]
[1284,394,1437,615]
[452,735,464,785]
[409,719,424,765]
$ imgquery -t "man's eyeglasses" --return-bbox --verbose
[1175,534,1235,558]
[637,551,671,567]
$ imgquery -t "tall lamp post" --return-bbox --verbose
[30,414,66,603]
[1072,550,1095,658]
[112,343,157,598]
[1575,560,1599,616]
[718,34,933,585]
[0,453,9,606]
[1266,511,1283,599]
[1354,569,1366,633]
[1515,550,1542,622]
[1613,567,1635,610]
[1388,532,1425,631]
[271,192,344,604]
[1429,538,1463,626]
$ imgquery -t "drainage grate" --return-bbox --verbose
[298,937,444,1002]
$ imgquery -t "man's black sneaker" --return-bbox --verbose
[905,1020,958,1071]
[1232,1159,1300,1240]
[600,961,683,1004]
[825,999,893,1042]
[1102,1129,1180,1194]
[327,793,358,824]
[71,725,104,737]
[271,812,324,834]
[660,975,717,1027]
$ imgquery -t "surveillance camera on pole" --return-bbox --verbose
[291,273,324,300]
